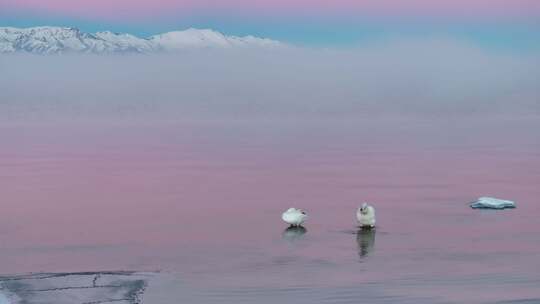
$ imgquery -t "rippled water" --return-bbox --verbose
[1,117,539,303]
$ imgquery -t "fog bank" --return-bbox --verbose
[1,39,539,124]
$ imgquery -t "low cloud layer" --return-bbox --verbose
[1,39,539,124]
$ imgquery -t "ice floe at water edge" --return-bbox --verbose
[470,197,516,209]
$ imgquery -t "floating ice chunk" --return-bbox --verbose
[470,197,516,209]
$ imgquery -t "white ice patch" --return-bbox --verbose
[0,272,152,304]
[470,197,516,209]
[0,293,11,304]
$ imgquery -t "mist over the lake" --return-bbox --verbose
[1,39,539,124]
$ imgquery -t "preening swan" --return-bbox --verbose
[356,203,376,228]
[282,208,307,227]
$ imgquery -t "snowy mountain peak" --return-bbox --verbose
[0,26,284,54]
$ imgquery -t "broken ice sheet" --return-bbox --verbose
[0,271,153,304]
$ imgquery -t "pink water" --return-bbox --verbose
[1,117,539,303]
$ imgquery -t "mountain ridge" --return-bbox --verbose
[0,26,283,54]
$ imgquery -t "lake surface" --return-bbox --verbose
[1,117,539,303]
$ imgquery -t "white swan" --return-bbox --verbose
[281,208,307,227]
[357,203,376,228]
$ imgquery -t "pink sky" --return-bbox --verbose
[3,0,540,19]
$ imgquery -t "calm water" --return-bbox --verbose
[1,117,539,303]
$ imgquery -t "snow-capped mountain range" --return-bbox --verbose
[0,26,283,54]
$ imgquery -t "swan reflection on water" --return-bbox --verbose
[282,226,307,241]
[356,228,376,258]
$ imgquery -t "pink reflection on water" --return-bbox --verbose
[0,119,539,302]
